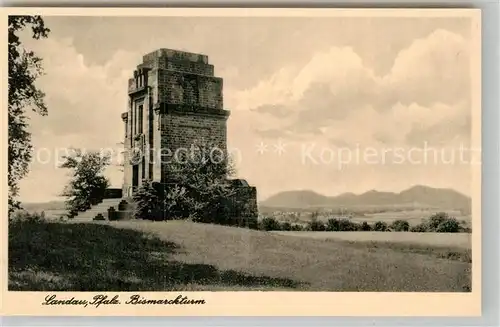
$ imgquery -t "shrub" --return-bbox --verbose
[390,219,410,232]
[338,219,358,231]
[360,221,372,231]
[373,221,389,232]
[260,217,281,231]
[308,219,326,231]
[325,218,358,231]
[410,223,428,232]
[326,218,340,231]
[435,217,461,233]
[163,141,238,225]
[290,224,304,231]
[128,142,238,224]
[280,222,292,231]
[427,212,450,231]
[133,180,165,220]
[162,183,194,220]
[410,213,462,233]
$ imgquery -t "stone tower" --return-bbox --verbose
[121,49,253,206]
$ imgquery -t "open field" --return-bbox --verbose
[21,201,472,229]
[355,209,471,227]
[263,208,472,228]
[19,201,67,220]
[9,219,471,292]
[273,231,471,249]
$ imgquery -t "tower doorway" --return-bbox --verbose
[132,164,139,190]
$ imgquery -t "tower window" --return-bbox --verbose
[141,158,145,179]
[138,104,143,134]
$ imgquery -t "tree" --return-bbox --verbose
[338,218,358,231]
[308,219,326,231]
[326,218,340,231]
[435,217,460,233]
[164,141,237,224]
[260,217,281,231]
[280,222,292,231]
[360,221,372,231]
[390,219,410,232]
[410,223,428,233]
[373,221,389,232]
[427,212,450,231]
[60,149,111,215]
[290,224,304,231]
[8,16,50,215]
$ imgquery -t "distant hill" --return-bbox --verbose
[20,185,472,215]
[260,185,471,212]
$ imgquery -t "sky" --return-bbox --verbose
[17,15,477,203]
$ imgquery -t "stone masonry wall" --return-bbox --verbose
[228,185,258,227]
[160,112,228,182]
[157,70,223,109]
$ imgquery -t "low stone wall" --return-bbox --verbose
[104,188,123,199]
[226,179,258,228]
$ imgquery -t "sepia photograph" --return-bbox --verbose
[3,8,481,316]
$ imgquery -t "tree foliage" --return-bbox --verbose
[360,221,372,231]
[60,149,110,215]
[428,212,460,233]
[132,179,191,221]
[163,141,237,223]
[260,217,281,231]
[373,221,389,232]
[308,219,326,231]
[8,16,50,214]
[132,179,162,220]
[410,212,462,233]
[390,219,410,232]
[132,141,253,226]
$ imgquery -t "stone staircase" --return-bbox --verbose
[70,198,124,222]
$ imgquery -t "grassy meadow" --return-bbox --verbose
[260,207,472,230]
[20,201,67,220]
[273,231,471,248]
[9,218,471,292]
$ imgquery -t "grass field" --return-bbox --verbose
[264,208,472,230]
[9,219,471,292]
[273,231,471,249]
[354,209,471,227]
[23,201,472,226]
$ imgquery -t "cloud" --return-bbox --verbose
[28,37,139,142]
[233,29,470,148]
[383,29,469,107]
[404,103,471,147]
[18,37,137,202]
